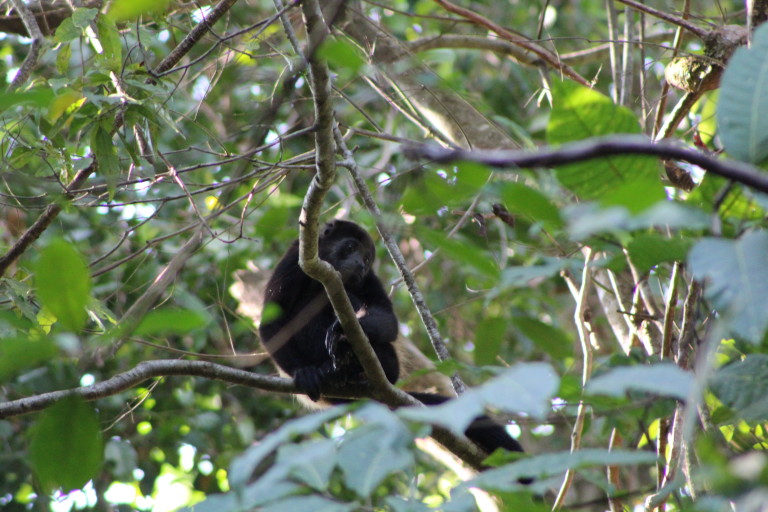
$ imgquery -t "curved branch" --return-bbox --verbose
[0,360,296,419]
[407,135,768,194]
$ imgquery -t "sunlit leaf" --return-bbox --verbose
[35,239,92,332]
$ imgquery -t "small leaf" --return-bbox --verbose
[717,23,768,163]
[29,396,104,492]
[35,239,92,332]
[587,363,693,400]
[134,309,209,337]
[71,8,98,28]
[0,89,55,112]
[688,230,768,342]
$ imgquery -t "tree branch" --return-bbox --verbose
[407,135,768,194]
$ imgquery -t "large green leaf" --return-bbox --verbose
[688,230,768,342]
[35,239,92,332]
[546,81,662,203]
[717,23,768,164]
[337,408,414,497]
[627,233,693,274]
[29,396,104,492]
[586,363,693,401]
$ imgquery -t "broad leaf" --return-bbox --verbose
[29,396,104,492]
[688,230,768,342]
[546,81,662,203]
[587,363,693,401]
[711,354,768,421]
[35,239,92,332]
[717,23,768,163]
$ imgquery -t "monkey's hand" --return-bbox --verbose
[294,365,330,402]
[324,319,345,370]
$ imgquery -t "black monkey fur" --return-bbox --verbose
[259,220,525,457]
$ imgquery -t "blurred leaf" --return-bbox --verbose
[627,233,692,274]
[711,354,768,421]
[276,439,337,491]
[317,39,366,76]
[0,337,58,381]
[0,89,55,112]
[465,449,657,493]
[134,309,209,337]
[35,239,92,332]
[107,0,173,21]
[513,316,573,359]
[71,8,98,28]
[717,24,768,163]
[91,125,120,190]
[400,362,560,433]
[474,317,506,366]
[262,496,356,512]
[418,227,499,279]
[499,182,563,229]
[228,408,346,488]
[96,16,122,72]
[29,396,104,492]
[688,230,768,342]
[547,81,661,202]
[338,407,413,496]
[587,363,693,400]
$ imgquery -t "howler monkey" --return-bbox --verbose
[259,220,525,456]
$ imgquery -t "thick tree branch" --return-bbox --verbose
[407,135,768,194]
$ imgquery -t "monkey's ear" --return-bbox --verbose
[321,220,338,238]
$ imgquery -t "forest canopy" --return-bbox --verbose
[2,0,768,511]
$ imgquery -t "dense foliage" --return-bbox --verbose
[2,0,768,510]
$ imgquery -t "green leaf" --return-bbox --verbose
[228,408,346,488]
[401,164,491,216]
[499,182,563,229]
[513,316,573,359]
[317,39,366,76]
[587,363,693,400]
[627,233,692,274]
[275,439,337,491]
[688,230,768,342]
[91,125,120,196]
[107,0,173,21]
[262,496,356,512]
[54,17,80,43]
[0,337,58,381]
[717,23,768,163]
[546,81,662,202]
[474,317,506,366]
[96,16,122,72]
[400,362,560,433]
[465,449,657,492]
[29,396,104,492]
[134,309,209,337]
[711,354,768,421]
[35,239,92,332]
[338,405,414,496]
[71,8,98,28]
[0,89,55,112]
[418,227,499,279]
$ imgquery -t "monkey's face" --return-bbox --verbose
[329,237,373,285]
